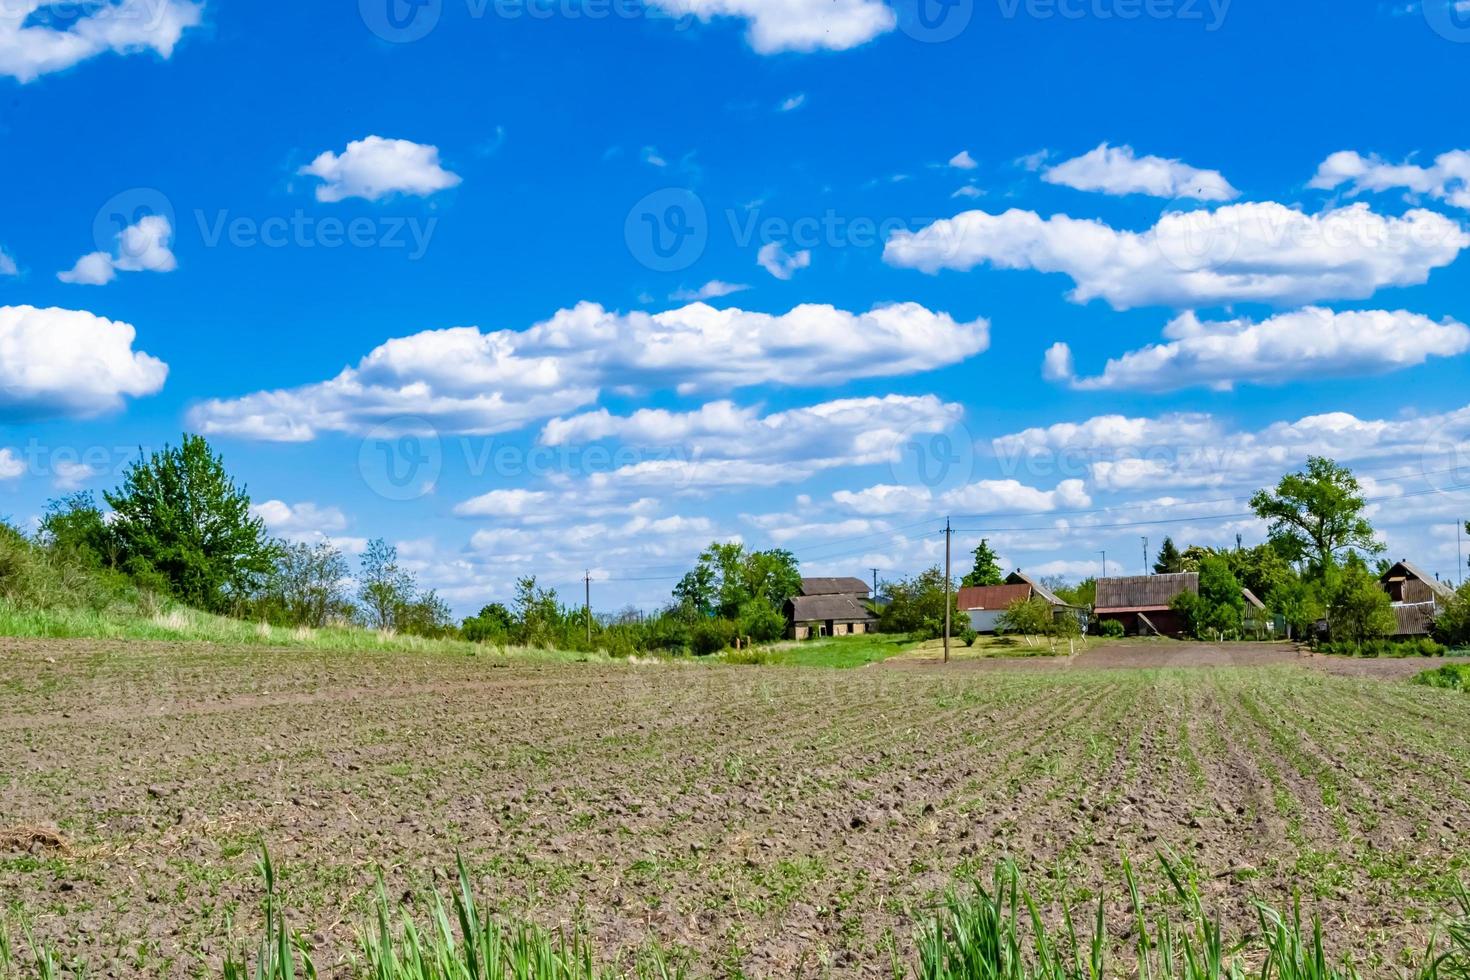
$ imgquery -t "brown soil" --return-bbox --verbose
[2,639,1467,978]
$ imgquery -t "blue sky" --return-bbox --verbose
[4,0,1470,612]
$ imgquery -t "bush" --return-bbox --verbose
[1414,663,1470,691]
[1432,582,1470,647]
[689,618,736,656]
[735,599,786,643]
[1097,618,1126,638]
[960,625,978,647]
[1317,637,1447,658]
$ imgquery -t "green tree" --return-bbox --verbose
[1431,581,1470,647]
[877,566,954,638]
[1152,536,1185,574]
[1249,457,1383,574]
[675,541,800,626]
[38,492,115,568]
[105,435,278,611]
[1054,577,1096,609]
[961,539,1004,587]
[358,538,414,630]
[462,602,514,643]
[998,596,1052,645]
[512,575,562,646]
[1326,560,1395,645]
[265,539,351,628]
[1266,577,1323,640]
[672,564,715,617]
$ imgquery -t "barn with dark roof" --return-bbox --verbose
[785,577,877,640]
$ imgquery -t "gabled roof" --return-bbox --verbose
[956,583,1033,611]
[788,593,875,623]
[1008,571,1067,607]
[1381,560,1455,602]
[1095,573,1199,613]
[1241,587,1267,611]
[799,576,871,597]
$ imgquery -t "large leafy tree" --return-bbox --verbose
[961,539,1004,587]
[1249,457,1382,574]
[676,542,801,619]
[105,435,277,611]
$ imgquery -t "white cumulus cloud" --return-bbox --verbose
[299,136,462,203]
[0,248,16,276]
[0,0,202,83]
[0,448,25,480]
[1042,143,1238,201]
[0,305,168,418]
[1047,307,1470,393]
[757,241,811,280]
[649,0,895,53]
[189,301,989,441]
[1310,149,1470,210]
[58,215,176,286]
[884,202,1469,310]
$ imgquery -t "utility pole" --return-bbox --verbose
[1460,520,1465,589]
[943,518,952,664]
[584,570,591,644]
[1142,537,1149,576]
[1099,550,1108,579]
[871,567,880,599]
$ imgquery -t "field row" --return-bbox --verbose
[3,641,1469,976]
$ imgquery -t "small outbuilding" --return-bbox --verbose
[1379,560,1455,638]
[1094,572,1199,637]
[786,577,877,639]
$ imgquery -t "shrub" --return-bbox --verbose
[1317,637,1447,658]
[1097,618,1126,638]
[1414,663,1470,691]
[960,625,978,647]
[689,618,736,656]
[1432,582,1470,647]
[735,598,786,643]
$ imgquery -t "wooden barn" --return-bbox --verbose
[1379,560,1455,638]
[785,577,877,640]
[1094,572,1199,637]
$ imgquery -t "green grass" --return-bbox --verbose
[6,851,1470,980]
[743,632,921,668]
[1414,663,1470,692]
[0,598,609,660]
[916,857,1470,980]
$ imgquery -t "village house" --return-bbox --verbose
[785,577,877,640]
[1379,560,1455,638]
[958,571,1087,634]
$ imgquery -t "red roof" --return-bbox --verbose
[956,583,1033,610]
